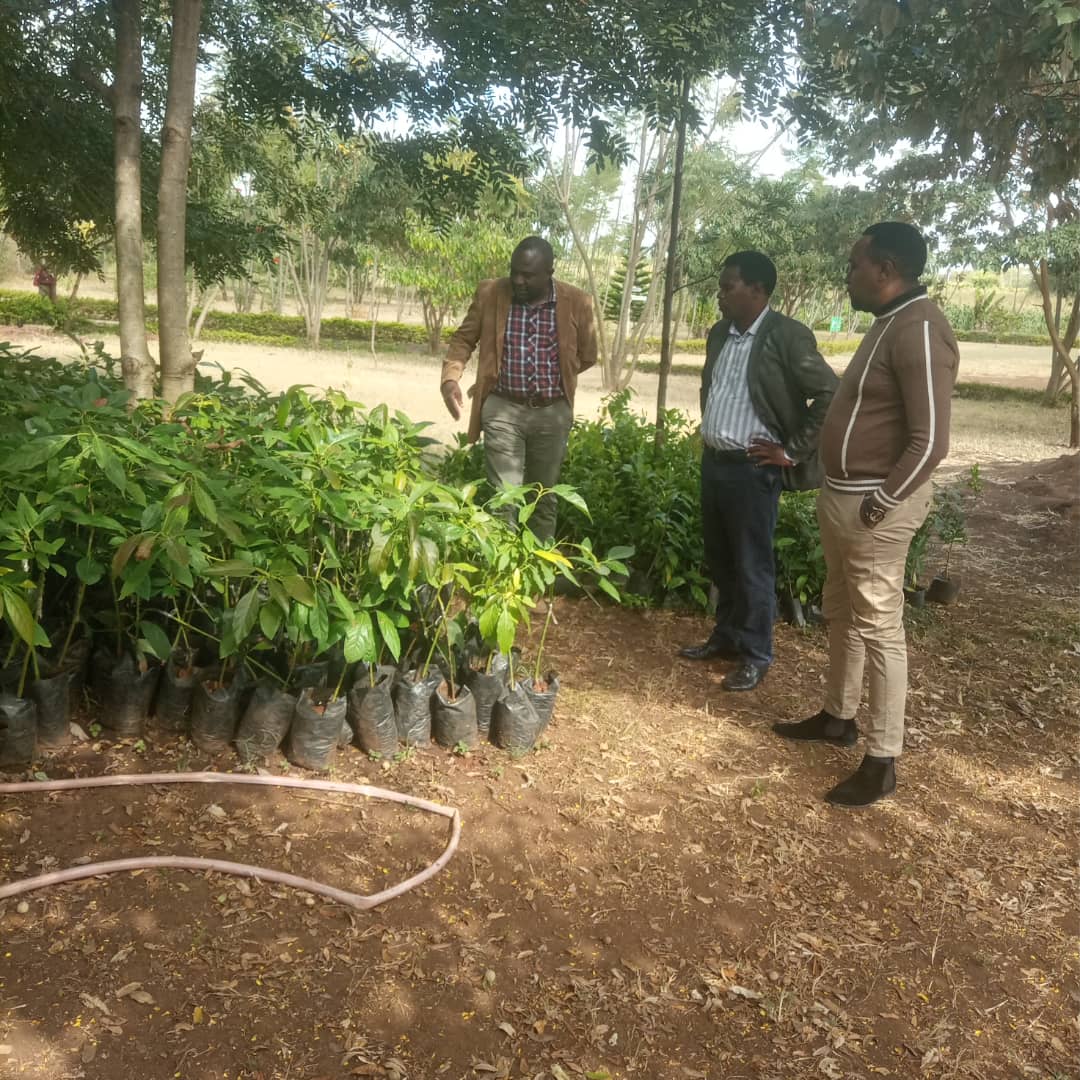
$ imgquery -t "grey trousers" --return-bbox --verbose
[480,393,573,541]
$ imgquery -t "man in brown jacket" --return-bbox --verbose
[773,222,959,807]
[440,236,598,540]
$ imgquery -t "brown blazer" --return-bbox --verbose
[441,277,598,443]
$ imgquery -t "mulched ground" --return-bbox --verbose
[1,456,1077,1080]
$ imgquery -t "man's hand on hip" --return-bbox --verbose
[748,438,794,467]
[441,379,463,420]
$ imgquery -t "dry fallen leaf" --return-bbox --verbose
[496,1022,516,1038]
[79,993,111,1016]
[116,982,155,1005]
[110,944,134,965]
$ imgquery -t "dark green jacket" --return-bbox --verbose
[700,310,839,491]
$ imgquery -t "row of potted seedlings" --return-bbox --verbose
[0,634,558,771]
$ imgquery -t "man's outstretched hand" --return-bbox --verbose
[441,379,463,420]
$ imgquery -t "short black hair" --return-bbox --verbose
[862,222,928,282]
[721,251,777,297]
[513,235,555,269]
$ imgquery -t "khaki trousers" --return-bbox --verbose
[818,482,932,758]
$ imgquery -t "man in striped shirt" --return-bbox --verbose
[773,222,959,807]
[680,251,837,691]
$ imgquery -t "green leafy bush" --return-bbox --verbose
[556,392,708,606]
[0,289,69,326]
[0,343,624,701]
[774,491,826,607]
[441,390,838,613]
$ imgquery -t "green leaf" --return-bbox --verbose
[259,603,283,640]
[76,556,105,586]
[478,603,499,646]
[375,609,401,661]
[330,583,356,622]
[551,484,590,518]
[344,610,376,664]
[233,586,261,641]
[496,608,517,656]
[368,523,393,574]
[283,575,317,606]
[419,537,439,579]
[605,545,635,560]
[596,576,621,603]
[139,620,173,661]
[309,598,330,648]
[0,435,73,473]
[91,436,126,491]
[3,590,39,648]
[191,480,219,523]
[203,559,256,578]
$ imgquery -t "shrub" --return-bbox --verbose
[774,491,826,608]
[0,342,624,702]
[556,391,708,606]
[201,329,301,348]
[0,289,68,326]
[440,390,839,612]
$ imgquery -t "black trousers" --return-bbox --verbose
[700,448,782,667]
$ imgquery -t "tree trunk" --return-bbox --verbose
[369,255,379,360]
[191,283,219,344]
[111,0,154,400]
[547,132,611,378]
[608,122,669,390]
[654,72,691,447]
[1036,259,1080,448]
[1043,287,1079,403]
[157,0,202,404]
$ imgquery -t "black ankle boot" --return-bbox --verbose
[825,755,896,808]
[772,710,858,747]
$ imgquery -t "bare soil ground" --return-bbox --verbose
[1,326,1072,468]
[1,445,1077,1080]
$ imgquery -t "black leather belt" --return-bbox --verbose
[491,389,565,409]
[704,446,751,462]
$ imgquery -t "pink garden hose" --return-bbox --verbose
[0,771,461,911]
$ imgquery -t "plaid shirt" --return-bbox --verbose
[495,282,563,400]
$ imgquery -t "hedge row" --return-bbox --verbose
[0,289,1054,351]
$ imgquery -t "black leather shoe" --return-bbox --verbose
[772,710,858,747]
[825,755,896,808]
[721,662,767,691]
[678,641,740,661]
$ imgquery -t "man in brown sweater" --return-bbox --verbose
[773,222,959,807]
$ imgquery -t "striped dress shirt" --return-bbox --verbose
[701,307,778,451]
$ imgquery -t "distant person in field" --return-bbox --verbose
[679,251,838,692]
[440,236,598,541]
[33,264,57,303]
[773,222,959,807]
